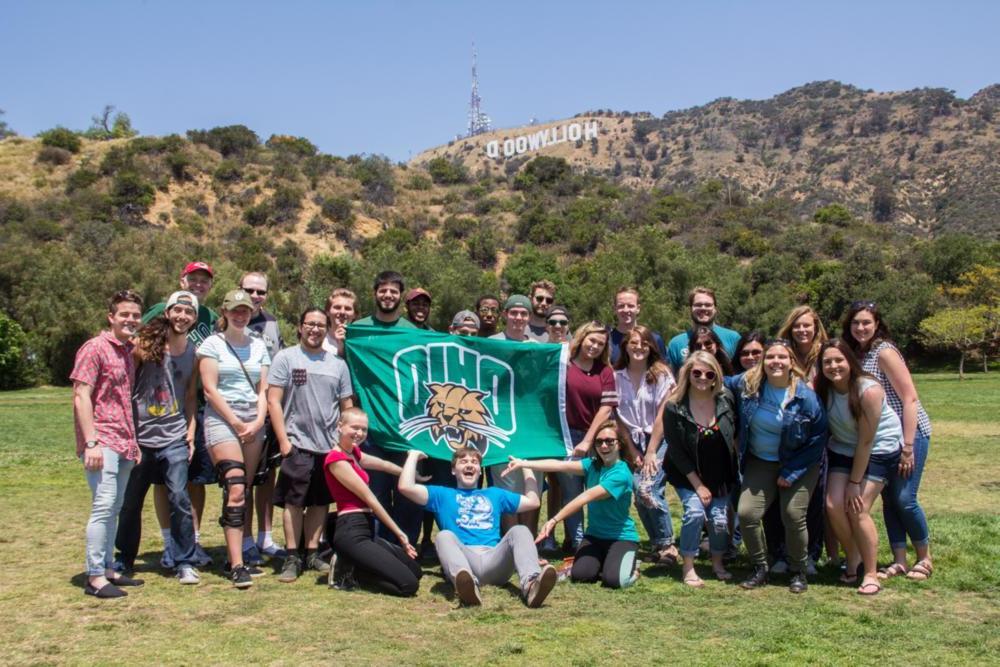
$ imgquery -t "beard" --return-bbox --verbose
[376,298,400,314]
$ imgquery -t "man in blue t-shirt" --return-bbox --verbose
[399,448,557,608]
[666,286,741,373]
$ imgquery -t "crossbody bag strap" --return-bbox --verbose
[217,333,257,391]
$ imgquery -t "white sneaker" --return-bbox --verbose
[805,558,818,577]
[770,560,789,574]
[177,565,200,585]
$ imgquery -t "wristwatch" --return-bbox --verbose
[85,440,99,449]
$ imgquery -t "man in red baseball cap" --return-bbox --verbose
[404,287,434,330]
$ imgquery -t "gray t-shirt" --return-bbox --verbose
[133,342,196,449]
[526,323,549,343]
[268,345,354,454]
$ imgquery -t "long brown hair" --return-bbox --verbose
[133,316,171,365]
[741,339,803,401]
[814,338,876,421]
[777,305,828,375]
[569,321,610,366]
[590,419,631,471]
[613,324,672,385]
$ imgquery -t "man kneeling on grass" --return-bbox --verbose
[398,448,557,608]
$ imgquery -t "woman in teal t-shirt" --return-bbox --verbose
[504,420,639,589]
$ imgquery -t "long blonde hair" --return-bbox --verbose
[668,351,724,404]
[569,321,610,366]
[741,340,803,402]
[777,305,828,376]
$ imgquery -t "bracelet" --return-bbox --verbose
[848,480,861,485]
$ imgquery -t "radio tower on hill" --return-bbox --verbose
[467,43,492,137]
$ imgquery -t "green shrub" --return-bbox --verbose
[187,125,259,158]
[0,312,37,389]
[65,169,102,193]
[265,134,317,158]
[814,203,853,226]
[352,155,395,206]
[406,174,432,190]
[110,171,155,211]
[321,195,353,223]
[441,215,476,241]
[243,202,271,227]
[214,159,243,183]
[427,157,469,184]
[38,127,82,153]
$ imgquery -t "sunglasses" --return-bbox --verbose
[692,341,717,350]
[691,369,717,380]
[534,295,554,304]
[242,288,267,296]
[595,437,619,446]
[850,300,877,310]
[739,348,763,357]
[547,319,569,327]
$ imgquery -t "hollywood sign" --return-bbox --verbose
[485,120,600,159]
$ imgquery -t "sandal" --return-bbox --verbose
[857,579,882,596]
[839,563,864,585]
[682,570,704,588]
[656,545,679,567]
[712,567,733,581]
[877,563,908,580]
[906,558,933,581]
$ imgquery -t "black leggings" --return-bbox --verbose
[331,512,422,597]
[570,535,638,589]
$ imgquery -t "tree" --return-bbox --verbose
[187,125,259,158]
[871,176,895,222]
[427,157,469,185]
[813,203,853,227]
[85,105,138,140]
[0,312,36,389]
[38,127,82,153]
[0,109,14,139]
[919,306,991,378]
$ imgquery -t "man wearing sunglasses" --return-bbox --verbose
[527,280,557,342]
[240,271,284,360]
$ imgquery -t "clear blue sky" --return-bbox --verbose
[2,0,997,161]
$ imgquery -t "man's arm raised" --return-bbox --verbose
[517,467,540,513]
[398,449,430,506]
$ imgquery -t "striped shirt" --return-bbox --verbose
[196,333,271,404]
[862,342,931,438]
[70,331,138,460]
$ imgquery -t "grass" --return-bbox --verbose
[0,374,998,665]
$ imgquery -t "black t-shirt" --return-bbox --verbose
[696,425,735,497]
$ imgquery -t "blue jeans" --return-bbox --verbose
[882,433,930,550]
[675,485,729,557]
[116,440,196,569]
[84,449,135,576]
[556,429,587,549]
[633,438,674,548]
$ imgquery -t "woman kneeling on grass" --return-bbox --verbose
[504,421,639,589]
[323,408,422,596]
[662,352,739,587]
[815,339,902,596]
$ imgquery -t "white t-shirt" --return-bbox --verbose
[197,333,270,404]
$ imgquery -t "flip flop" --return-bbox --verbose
[656,545,679,567]
[682,571,705,588]
[877,563,908,580]
[906,559,933,581]
[713,568,733,581]
[857,580,882,596]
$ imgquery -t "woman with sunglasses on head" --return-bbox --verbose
[662,352,739,587]
[688,326,735,377]
[613,325,679,566]
[504,420,640,589]
[815,338,903,596]
[725,338,827,593]
[843,300,933,582]
[557,322,621,552]
[734,331,766,373]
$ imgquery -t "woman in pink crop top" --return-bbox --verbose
[323,408,422,595]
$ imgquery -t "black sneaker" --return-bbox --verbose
[224,562,265,578]
[328,553,357,591]
[231,565,253,589]
[789,572,808,594]
[740,565,769,590]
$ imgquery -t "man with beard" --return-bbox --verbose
[608,287,668,365]
[527,280,556,343]
[666,286,741,373]
[142,261,218,570]
[116,291,202,585]
[399,448,557,608]
[240,271,286,562]
[350,271,420,545]
[475,295,501,338]
[269,308,354,582]
[352,271,417,329]
[404,288,434,330]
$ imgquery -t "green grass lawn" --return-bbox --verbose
[0,374,998,665]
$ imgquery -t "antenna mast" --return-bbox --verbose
[467,43,492,137]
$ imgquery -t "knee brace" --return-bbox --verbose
[216,459,247,528]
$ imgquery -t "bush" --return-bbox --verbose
[441,215,476,241]
[166,151,192,180]
[321,195,353,223]
[427,157,469,184]
[214,159,243,183]
[0,312,37,388]
[36,146,73,166]
[187,125,259,158]
[352,155,395,206]
[243,202,271,227]
[406,174,432,190]
[813,203,853,226]
[38,127,82,153]
[110,171,156,211]
[466,228,498,268]
[65,169,101,193]
[265,134,317,158]
[271,185,304,223]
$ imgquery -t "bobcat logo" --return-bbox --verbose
[399,383,509,456]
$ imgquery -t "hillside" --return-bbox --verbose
[414,81,1000,237]
[2,81,999,386]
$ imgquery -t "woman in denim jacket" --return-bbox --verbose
[725,338,827,594]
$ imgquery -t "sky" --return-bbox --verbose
[2,1,998,161]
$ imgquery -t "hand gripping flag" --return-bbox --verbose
[345,326,570,466]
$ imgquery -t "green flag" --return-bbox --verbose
[345,326,569,466]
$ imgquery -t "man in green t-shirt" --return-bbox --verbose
[140,260,218,571]
[351,270,416,329]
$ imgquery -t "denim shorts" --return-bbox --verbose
[827,448,900,484]
[204,402,264,448]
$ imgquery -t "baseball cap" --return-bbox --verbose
[405,287,431,303]
[181,261,214,278]
[504,294,531,311]
[222,289,253,311]
[451,310,480,328]
[165,290,199,312]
